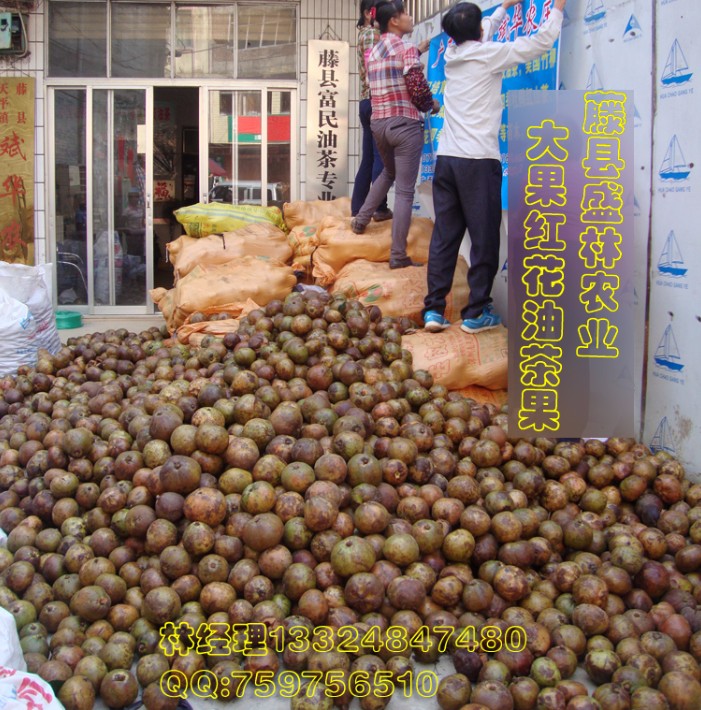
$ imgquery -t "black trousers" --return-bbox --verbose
[423,155,502,320]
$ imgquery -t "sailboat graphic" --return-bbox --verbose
[654,325,684,371]
[658,231,687,277]
[661,40,693,86]
[584,0,606,24]
[618,365,633,383]
[586,65,603,91]
[659,135,691,181]
[623,15,642,41]
[650,417,676,455]
[634,104,642,127]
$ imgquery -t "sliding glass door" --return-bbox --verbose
[205,87,296,209]
[51,87,153,312]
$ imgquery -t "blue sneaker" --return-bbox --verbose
[423,310,450,333]
[461,305,502,333]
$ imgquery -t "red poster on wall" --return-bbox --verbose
[0,77,34,264]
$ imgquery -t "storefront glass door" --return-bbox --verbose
[52,87,153,312]
[51,83,296,313]
[205,88,296,209]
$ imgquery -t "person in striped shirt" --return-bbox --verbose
[351,0,392,222]
[351,0,439,270]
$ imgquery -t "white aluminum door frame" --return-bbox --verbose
[89,86,154,314]
[47,85,154,315]
[199,85,298,205]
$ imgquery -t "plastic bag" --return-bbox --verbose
[282,196,351,230]
[167,224,292,283]
[0,261,61,357]
[0,608,26,672]
[174,202,287,238]
[0,668,62,710]
[151,256,296,332]
[330,257,469,325]
[402,324,508,391]
[0,289,38,376]
[176,300,261,345]
[452,385,508,407]
[287,224,319,277]
[312,216,433,286]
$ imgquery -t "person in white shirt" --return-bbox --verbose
[422,0,566,334]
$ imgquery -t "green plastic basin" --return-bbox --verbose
[55,310,83,329]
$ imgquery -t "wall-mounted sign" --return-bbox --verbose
[305,40,349,201]
[0,77,34,264]
[508,90,634,437]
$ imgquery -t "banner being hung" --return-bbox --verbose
[421,0,561,209]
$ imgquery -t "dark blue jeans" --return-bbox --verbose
[423,155,502,320]
[351,98,387,215]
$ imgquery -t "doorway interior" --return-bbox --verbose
[152,86,199,294]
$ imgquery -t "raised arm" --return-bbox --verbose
[482,0,522,41]
[489,1,566,73]
[483,0,565,45]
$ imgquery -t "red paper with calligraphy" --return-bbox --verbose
[0,77,34,264]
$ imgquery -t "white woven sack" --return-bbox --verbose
[0,608,26,672]
[0,668,63,710]
[0,290,38,376]
[0,261,61,356]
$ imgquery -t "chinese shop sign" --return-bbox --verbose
[0,78,34,264]
[508,90,634,437]
[306,40,349,201]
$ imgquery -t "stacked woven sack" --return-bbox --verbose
[149,197,507,403]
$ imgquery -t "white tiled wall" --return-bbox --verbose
[0,2,46,264]
[299,0,360,200]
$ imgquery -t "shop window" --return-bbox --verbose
[269,90,291,116]
[237,4,297,80]
[48,2,107,77]
[175,4,235,78]
[111,3,171,78]
[49,1,297,80]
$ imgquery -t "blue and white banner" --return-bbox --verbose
[420,0,561,209]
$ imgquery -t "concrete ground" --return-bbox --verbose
[57,315,167,342]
